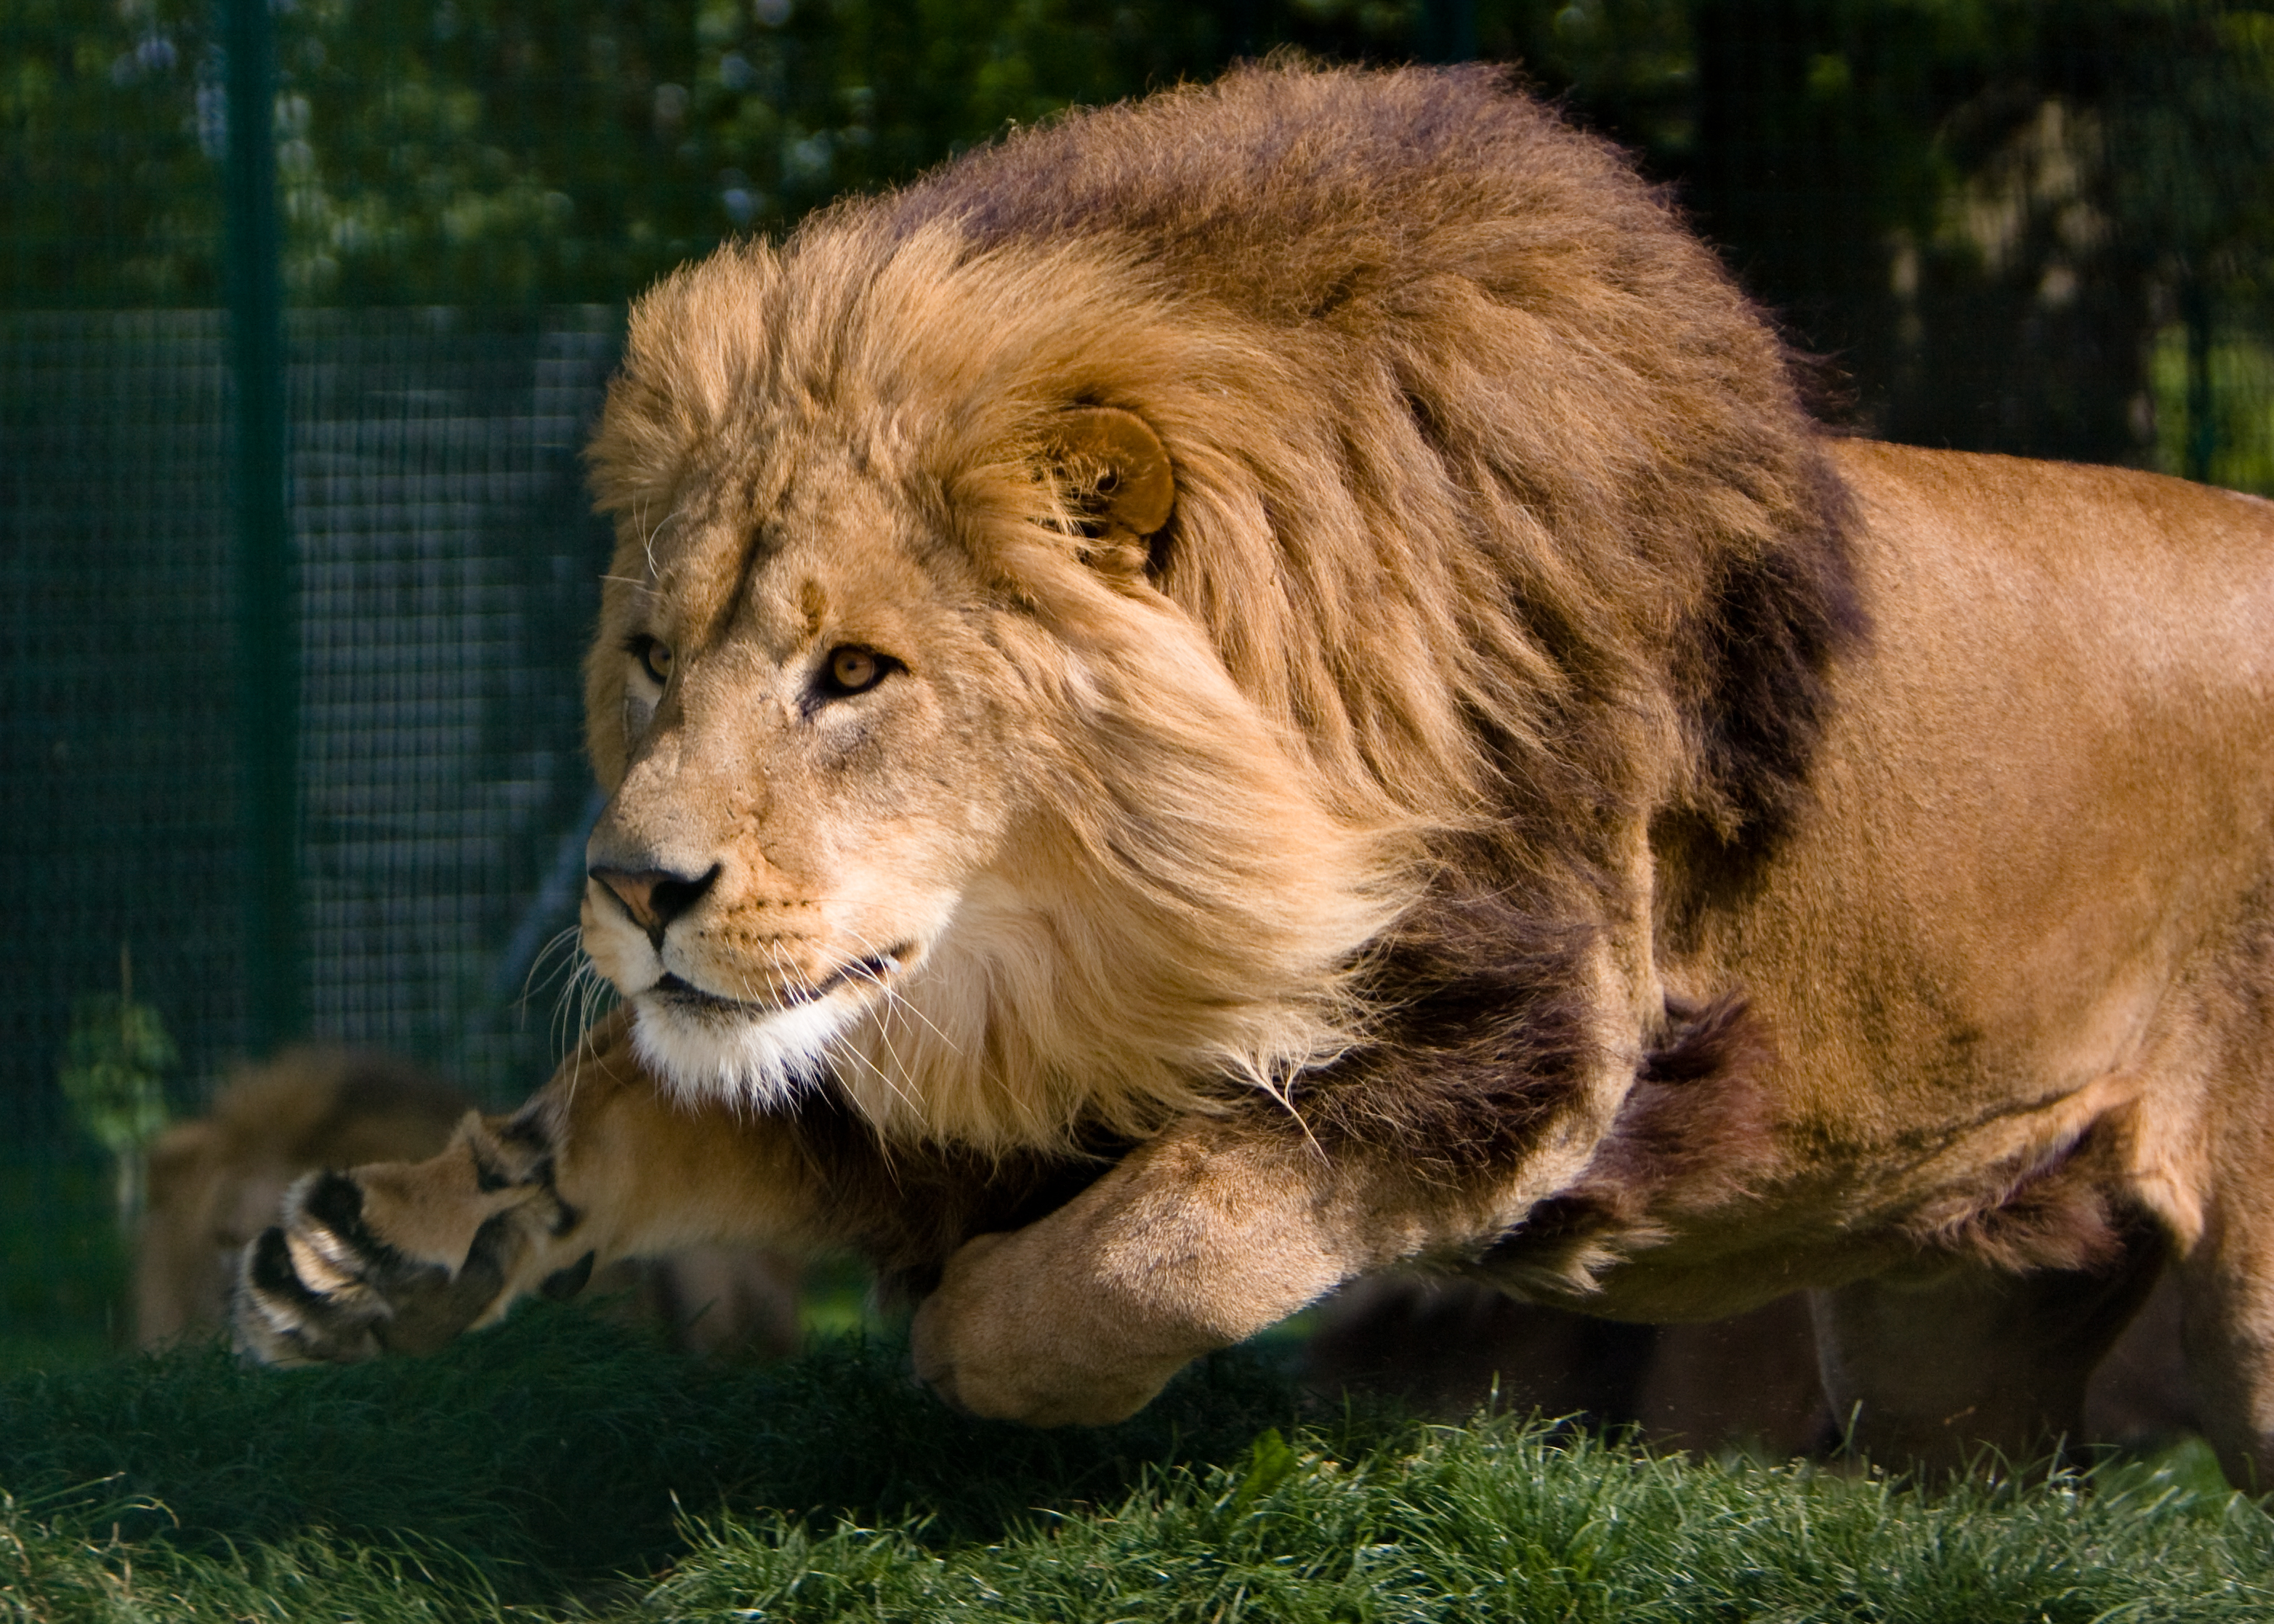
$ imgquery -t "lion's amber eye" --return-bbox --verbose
[823,645,886,697]
[633,637,674,686]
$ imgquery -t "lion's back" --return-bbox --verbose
[881,63,1727,334]
[1701,440,2274,1179]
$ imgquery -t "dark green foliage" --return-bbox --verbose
[0,0,1440,309]
[0,0,225,305]
[1679,0,2274,463]
[0,1307,2267,1619]
[28,0,2259,328]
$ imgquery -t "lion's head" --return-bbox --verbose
[579,63,1852,1155]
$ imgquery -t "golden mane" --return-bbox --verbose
[584,62,1856,1155]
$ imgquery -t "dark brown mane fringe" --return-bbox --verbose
[783,1088,1125,1295]
[1566,993,1778,1216]
[1654,481,1866,941]
[1476,992,1783,1280]
[1679,462,1867,855]
[1286,876,1602,1173]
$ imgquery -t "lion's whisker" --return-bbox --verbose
[520,926,586,1014]
[843,925,964,1059]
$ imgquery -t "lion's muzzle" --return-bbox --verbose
[589,862,720,948]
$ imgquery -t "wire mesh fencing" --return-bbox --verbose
[4,306,618,1128]
[0,306,624,1346]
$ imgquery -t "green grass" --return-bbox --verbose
[0,1307,2266,1620]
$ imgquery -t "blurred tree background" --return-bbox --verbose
[2,1,2272,1349]
[12,0,2274,471]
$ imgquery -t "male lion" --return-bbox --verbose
[237,65,2274,1485]
[142,1048,470,1348]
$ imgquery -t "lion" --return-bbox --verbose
[234,63,2274,1487]
[145,1047,801,1360]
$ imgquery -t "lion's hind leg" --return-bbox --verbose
[2172,1219,2274,1493]
[2167,934,2274,1492]
[1809,1229,2168,1480]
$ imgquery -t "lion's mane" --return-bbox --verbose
[585,63,1858,1167]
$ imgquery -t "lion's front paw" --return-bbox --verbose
[908,1232,1200,1427]
[233,1168,536,1365]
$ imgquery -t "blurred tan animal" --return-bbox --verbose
[138,1046,801,1360]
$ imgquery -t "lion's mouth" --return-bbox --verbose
[648,948,910,1018]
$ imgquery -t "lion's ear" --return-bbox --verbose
[1045,406,1175,576]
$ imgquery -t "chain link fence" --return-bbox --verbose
[4,305,618,1119]
[4,0,2271,1352]
[0,301,626,1347]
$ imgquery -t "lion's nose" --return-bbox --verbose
[590,863,721,947]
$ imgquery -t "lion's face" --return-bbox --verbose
[577,240,1424,1149]
[581,441,1031,1103]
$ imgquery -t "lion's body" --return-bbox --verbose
[1511,444,2274,1319]
[238,66,2274,1485]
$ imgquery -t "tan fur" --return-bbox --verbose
[236,66,2274,1487]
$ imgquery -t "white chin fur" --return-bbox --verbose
[629,995,855,1109]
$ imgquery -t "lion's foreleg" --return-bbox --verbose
[908,1118,1493,1426]
[234,1009,827,1365]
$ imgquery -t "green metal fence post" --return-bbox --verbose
[1418,0,1476,63]
[2182,278,2216,486]
[221,0,304,1051]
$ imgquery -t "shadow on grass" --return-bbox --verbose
[0,1301,1344,1601]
